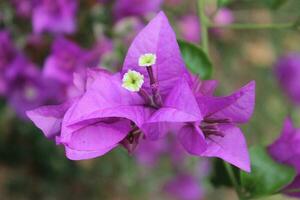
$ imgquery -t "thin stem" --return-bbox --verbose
[209,23,295,30]
[223,162,246,200]
[146,66,162,107]
[197,0,209,54]
[138,88,154,107]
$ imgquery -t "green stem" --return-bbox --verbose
[197,0,209,54]
[223,162,246,200]
[208,23,295,30]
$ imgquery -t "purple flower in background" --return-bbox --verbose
[0,31,61,118]
[211,8,235,36]
[178,8,234,42]
[10,0,37,18]
[213,8,234,25]
[43,37,102,98]
[0,31,19,96]
[275,53,300,105]
[178,15,201,43]
[135,138,168,166]
[7,57,60,118]
[164,174,203,200]
[113,0,162,20]
[32,0,78,34]
[135,134,188,167]
[268,118,300,197]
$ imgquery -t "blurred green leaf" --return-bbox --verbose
[217,0,232,7]
[210,159,234,188]
[178,40,213,79]
[240,146,296,199]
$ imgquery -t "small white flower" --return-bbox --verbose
[122,70,144,92]
[138,53,156,67]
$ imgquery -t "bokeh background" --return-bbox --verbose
[0,0,300,199]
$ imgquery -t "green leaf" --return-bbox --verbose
[178,40,213,80]
[240,146,296,199]
[217,0,232,7]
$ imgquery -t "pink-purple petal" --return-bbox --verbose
[178,125,207,156]
[26,101,72,138]
[201,125,250,172]
[198,81,255,124]
[122,11,191,99]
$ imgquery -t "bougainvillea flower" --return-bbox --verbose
[190,81,255,172]
[121,11,199,140]
[32,0,77,34]
[164,174,203,200]
[148,78,255,171]
[268,118,300,197]
[113,0,162,20]
[54,11,195,159]
[27,68,138,159]
[275,53,300,105]
[59,71,154,159]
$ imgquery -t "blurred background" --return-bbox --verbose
[0,0,300,199]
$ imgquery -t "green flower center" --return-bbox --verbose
[122,70,144,92]
[138,53,156,67]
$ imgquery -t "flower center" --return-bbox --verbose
[120,124,143,153]
[138,53,156,67]
[122,70,144,92]
[200,118,231,138]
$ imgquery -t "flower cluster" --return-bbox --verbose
[27,12,255,172]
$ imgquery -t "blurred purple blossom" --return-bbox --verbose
[164,174,203,200]
[178,15,201,43]
[275,53,300,105]
[113,0,162,20]
[7,57,61,118]
[211,8,235,36]
[0,31,62,118]
[178,8,234,42]
[42,37,108,99]
[32,0,78,34]
[10,0,37,18]
[0,31,20,96]
[268,118,300,197]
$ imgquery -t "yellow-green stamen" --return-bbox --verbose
[138,53,156,67]
[122,70,144,92]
